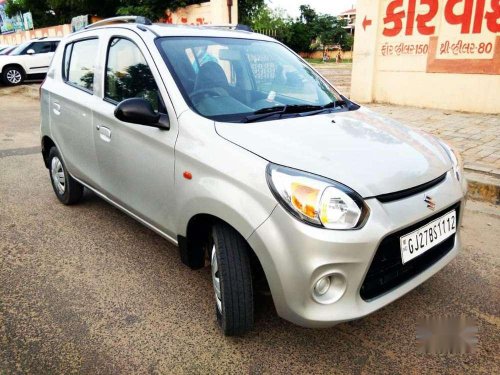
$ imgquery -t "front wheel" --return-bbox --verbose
[210,222,254,336]
[2,66,24,86]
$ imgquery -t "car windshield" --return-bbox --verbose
[8,41,31,56]
[156,37,344,122]
[0,46,17,55]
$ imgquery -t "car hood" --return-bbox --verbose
[215,107,451,198]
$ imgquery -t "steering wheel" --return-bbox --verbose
[190,88,227,103]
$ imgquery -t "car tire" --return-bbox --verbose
[210,222,254,336]
[2,65,25,86]
[48,147,83,205]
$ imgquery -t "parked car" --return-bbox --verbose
[0,45,17,56]
[40,17,467,336]
[0,37,60,85]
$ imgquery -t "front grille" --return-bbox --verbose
[360,202,460,301]
[375,173,447,203]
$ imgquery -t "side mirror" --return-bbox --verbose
[26,49,35,55]
[114,98,170,130]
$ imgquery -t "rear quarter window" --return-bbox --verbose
[62,38,99,93]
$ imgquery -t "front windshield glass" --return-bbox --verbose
[8,41,30,56]
[156,37,343,122]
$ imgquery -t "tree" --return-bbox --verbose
[5,0,120,28]
[250,5,291,41]
[4,0,202,28]
[116,1,201,21]
[238,0,265,26]
[314,15,352,51]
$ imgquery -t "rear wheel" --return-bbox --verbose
[210,222,254,336]
[2,66,24,86]
[48,147,83,205]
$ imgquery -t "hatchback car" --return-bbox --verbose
[40,16,467,336]
[0,37,60,85]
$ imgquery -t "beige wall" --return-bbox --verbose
[0,0,238,45]
[0,24,71,45]
[351,0,500,114]
[159,0,237,25]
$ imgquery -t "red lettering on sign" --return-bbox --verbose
[417,0,438,34]
[406,0,416,35]
[473,0,486,33]
[383,0,405,36]
[485,0,500,32]
[382,0,499,36]
[444,0,474,34]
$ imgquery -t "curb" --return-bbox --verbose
[465,171,500,205]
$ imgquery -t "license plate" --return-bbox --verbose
[400,210,457,264]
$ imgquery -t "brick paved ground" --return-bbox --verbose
[314,63,500,177]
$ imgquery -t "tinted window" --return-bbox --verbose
[51,41,60,52]
[64,39,98,92]
[105,37,162,111]
[26,41,52,54]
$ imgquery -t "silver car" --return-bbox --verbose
[40,17,467,336]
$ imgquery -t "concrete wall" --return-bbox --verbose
[351,0,500,114]
[0,24,71,44]
[161,0,237,25]
[0,0,238,44]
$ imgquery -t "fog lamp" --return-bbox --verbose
[314,276,331,296]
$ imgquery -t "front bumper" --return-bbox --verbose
[247,171,466,328]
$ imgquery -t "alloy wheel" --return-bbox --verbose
[6,69,22,84]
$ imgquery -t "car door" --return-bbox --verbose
[91,32,178,237]
[23,41,54,75]
[48,37,101,187]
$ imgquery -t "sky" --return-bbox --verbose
[266,0,357,18]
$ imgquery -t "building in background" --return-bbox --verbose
[351,0,499,114]
[338,7,356,35]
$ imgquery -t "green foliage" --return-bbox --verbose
[116,1,201,21]
[5,0,120,28]
[253,4,354,53]
[238,0,265,26]
[3,0,203,28]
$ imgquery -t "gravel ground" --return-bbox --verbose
[0,88,499,374]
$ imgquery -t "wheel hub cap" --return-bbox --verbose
[211,245,222,313]
[51,156,66,195]
[6,70,21,84]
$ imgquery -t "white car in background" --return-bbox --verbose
[0,37,60,85]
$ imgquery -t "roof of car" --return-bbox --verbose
[33,37,62,42]
[74,21,274,42]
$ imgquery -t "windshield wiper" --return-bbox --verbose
[299,100,348,117]
[243,104,323,123]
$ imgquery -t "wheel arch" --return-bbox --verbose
[178,213,267,290]
[2,63,26,77]
[41,135,56,168]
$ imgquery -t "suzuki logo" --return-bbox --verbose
[424,195,436,211]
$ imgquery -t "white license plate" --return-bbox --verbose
[400,210,457,264]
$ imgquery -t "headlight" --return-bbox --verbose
[438,140,463,181]
[266,164,368,229]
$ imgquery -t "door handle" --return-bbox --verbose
[98,126,111,142]
[53,102,61,116]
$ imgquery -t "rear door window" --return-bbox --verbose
[63,38,99,93]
